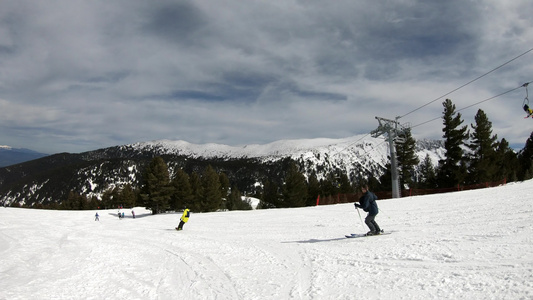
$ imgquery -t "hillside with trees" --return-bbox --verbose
[1,98,532,212]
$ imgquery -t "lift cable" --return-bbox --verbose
[399,47,533,120]
[409,80,533,129]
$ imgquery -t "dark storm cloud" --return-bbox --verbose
[144,1,209,44]
[0,0,531,153]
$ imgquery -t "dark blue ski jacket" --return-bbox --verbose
[355,191,379,216]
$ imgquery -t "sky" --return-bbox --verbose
[0,0,532,154]
[1,180,533,299]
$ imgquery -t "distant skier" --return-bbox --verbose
[176,208,190,231]
[95,212,99,221]
[354,184,381,235]
[131,210,135,219]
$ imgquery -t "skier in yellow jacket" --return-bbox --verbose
[176,208,190,231]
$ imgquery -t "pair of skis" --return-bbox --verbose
[350,207,391,238]
[345,231,392,238]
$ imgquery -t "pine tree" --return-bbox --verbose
[437,99,469,187]
[397,128,420,189]
[141,157,172,214]
[467,109,498,184]
[102,187,122,209]
[338,173,352,194]
[219,173,230,199]
[170,168,193,210]
[494,138,518,182]
[306,171,320,206]
[282,162,308,207]
[189,171,203,212]
[201,165,222,212]
[518,131,533,180]
[118,184,136,208]
[258,179,279,209]
[367,175,381,191]
[418,154,437,188]
[377,163,392,192]
[321,172,340,197]
[87,196,102,210]
[63,191,87,210]
[225,185,239,210]
[226,186,252,210]
[101,188,117,209]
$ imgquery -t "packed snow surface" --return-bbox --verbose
[1,180,533,299]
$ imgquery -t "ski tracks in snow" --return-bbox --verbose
[162,245,242,299]
[173,232,315,299]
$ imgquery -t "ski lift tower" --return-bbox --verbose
[370,116,406,199]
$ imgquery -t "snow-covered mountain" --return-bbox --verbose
[130,135,380,159]
[0,135,445,206]
[127,135,444,178]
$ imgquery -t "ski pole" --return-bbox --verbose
[376,207,390,219]
[355,207,365,229]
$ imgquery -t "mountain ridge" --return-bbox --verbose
[0,136,445,206]
[0,147,49,167]
[128,135,369,158]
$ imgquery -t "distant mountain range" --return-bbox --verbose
[0,146,49,167]
[0,136,445,206]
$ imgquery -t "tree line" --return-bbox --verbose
[383,99,532,192]
[141,157,356,213]
[16,98,533,211]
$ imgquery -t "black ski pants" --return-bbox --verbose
[365,214,381,233]
[177,220,185,230]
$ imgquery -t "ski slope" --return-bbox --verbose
[1,180,533,299]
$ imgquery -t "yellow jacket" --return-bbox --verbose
[180,209,190,223]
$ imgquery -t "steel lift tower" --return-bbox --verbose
[371,116,406,199]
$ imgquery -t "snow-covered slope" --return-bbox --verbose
[1,180,532,299]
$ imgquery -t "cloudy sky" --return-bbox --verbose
[0,0,532,154]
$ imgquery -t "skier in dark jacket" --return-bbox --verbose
[354,185,381,235]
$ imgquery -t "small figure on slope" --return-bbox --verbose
[95,212,99,221]
[354,184,382,236]
[176,208,190,231]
